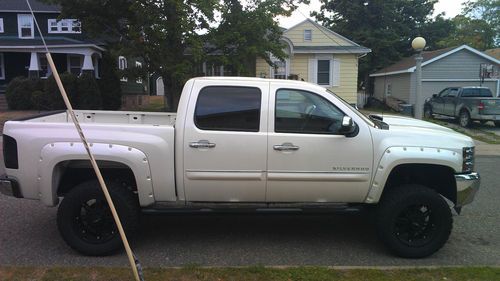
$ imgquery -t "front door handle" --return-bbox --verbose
[273,142,299,151]
[189,140,216,149]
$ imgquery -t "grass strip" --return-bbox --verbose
[0,266,499,281]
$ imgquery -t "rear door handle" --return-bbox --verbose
[273,142,299,151]
[189,140,216,149]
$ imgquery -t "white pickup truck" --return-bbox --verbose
[1,77,479,258]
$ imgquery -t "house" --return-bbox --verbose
[370,45,500,108]
[150,19,370,104]
[0,0,147,109]
[255,19,371,103]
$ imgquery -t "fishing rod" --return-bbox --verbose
[25,1,144,280]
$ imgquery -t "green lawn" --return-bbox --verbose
[0,266,498,281]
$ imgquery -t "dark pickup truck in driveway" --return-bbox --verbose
[424,87,500,127]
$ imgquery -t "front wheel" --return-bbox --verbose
[57,180,140,256]
[424,106,433,119]
[376,184,452,258]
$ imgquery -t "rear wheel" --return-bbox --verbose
[459,110,471,127]
[57,180,140,256]
[376,184,452,258]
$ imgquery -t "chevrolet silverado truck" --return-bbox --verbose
[1,77,479,258]
[424,86,500,127]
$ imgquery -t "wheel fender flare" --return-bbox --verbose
[364,146,461,203]
[38,142,154,206]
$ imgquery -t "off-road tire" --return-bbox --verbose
[57,180,140,256]
[459,110,471,127]
[376,184,452,258]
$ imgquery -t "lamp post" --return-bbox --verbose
[412,37,426,119]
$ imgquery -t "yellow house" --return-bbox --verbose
[256,19,371,103]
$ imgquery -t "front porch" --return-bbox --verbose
[0,44,103,93]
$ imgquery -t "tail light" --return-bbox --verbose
[478,102,485,110]
[3,135,19,169]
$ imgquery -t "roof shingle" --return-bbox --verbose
[372,46,456,75]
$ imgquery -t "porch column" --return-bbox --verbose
[81,54,94,75]
[28,52,39,78]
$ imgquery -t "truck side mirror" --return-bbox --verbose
[432,94,437,98]
[340,116,358,137]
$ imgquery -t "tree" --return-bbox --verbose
[51,0,305,111]
[437,15,496,50]
[207,0,307,75]
[52,0,218,111]
[99,53,122,110]
[462,0,499,46]
[418,15,455,51]
[313,0,440,89]
[76,72,102,109]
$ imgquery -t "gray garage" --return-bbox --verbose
[370,45,500,108]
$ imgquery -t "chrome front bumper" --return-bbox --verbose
[455,172,480,208]
[0,175,22,198]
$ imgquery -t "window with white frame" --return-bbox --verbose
[68,55,82,75]
[18,14,34,38]
[48,19,82,34]
[118,56,127,81]
[0,53,5,80]
[39,56,52,78]
[304,29,312,41]
[135,61,142,83]
[317,60,330,85]
[273,60,287,79]
[118,56,127,69]
[0,18,4,33]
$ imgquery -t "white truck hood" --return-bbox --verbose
[369,114,475,150]
[380,115,454,133]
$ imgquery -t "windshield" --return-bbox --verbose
[326,89,375,127]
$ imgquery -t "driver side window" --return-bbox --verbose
[275,89,345,134]
[438,88,449,97]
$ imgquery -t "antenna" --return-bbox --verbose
[25,1,144,280]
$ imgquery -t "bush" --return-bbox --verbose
[31,90,50,110]
[35,73,78,110]
[99,53,122,110]
[5,77,43,110]
[76,72,102,109]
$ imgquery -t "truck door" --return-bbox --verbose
[183,80,269,202]
[443,88,459,116]
[266,84,374,203]
[431,88,448,115]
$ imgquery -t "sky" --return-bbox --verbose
[278,0,469,29]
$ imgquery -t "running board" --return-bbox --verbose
[141,202,364,215]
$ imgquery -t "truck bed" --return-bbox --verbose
[3,109,177,205]
[24,110,177,126]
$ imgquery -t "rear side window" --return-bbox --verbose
[195,86,261,132]
[461,88,493,97]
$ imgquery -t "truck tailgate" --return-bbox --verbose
[480,99,500,115]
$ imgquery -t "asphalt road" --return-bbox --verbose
[0,150,499,267]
